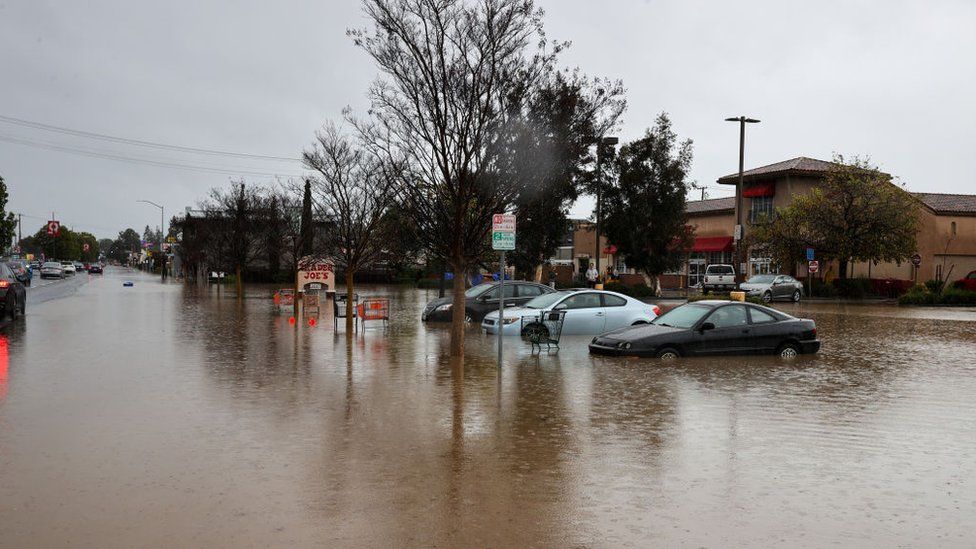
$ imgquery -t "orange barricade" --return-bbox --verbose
[356,298,390,329]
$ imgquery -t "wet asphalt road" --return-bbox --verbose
[1,268,976,547]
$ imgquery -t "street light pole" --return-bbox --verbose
[137,199,165,281]
[593,136,618,284]
[724,116,760,283]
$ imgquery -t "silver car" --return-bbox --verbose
[481,289,660,336]
[739,274,804,303]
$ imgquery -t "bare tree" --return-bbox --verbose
[202,181,267,298]
[350,0,560,358]
[303,123,399,332]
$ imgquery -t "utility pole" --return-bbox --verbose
[724,116,760,283]
[137,200,165,281]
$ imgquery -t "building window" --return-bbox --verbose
[951,221,957,236]
[749,196,774,224]
[749,256,775,276]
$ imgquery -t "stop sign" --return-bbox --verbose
[83,243,90,252]
[808,260,819,274]
[47,220,61,236]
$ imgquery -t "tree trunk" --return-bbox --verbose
[533,264,543,283]
[438,260,446,298]
[449,270,466,358]
[292,264,300,319]
[838,259,849,280]
[236,264,243,300]
[642,272,662,298]
[346,270,355,333]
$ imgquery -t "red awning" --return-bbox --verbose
[602,245,618,255]
[691,236,734,253]
[742,181,776,198]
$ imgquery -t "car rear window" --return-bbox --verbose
[707,265,734,275]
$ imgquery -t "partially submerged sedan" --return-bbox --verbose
[589,300,820,359]
[482,289,659,336]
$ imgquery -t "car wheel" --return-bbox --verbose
[792,290,801,302]
[521,323,549,341]
[655,347,680,360]
[762,291,772,303]
[19,297,26,315]
[6,296,16,320]
[778,342,800,359]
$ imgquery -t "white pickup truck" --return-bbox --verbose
[702,264,736,293]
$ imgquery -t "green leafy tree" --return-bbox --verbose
[749,155,919,279]
[0,175,18,252]
[503,72,626,279]
[601,114,695,296]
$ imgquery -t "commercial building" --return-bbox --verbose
[559,156,976,290]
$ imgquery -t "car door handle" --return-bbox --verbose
[595,312,605,316]
[505,303,515,307]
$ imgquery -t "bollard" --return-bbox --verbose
[729,291,745,302]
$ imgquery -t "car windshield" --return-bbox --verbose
[747,274,776,284]
[464,283,493,298]
[43,262,60,268]
[524,291,569,309]
[651,303,712,328]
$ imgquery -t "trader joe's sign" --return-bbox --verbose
[297,257,335,293]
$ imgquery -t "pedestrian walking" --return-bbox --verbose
[548,263,557,288]
[586,262,598,288]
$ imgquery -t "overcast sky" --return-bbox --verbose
[2,0,974,239]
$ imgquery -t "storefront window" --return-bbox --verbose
[749,255,776,276]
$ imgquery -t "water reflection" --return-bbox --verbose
[1,274,975,546]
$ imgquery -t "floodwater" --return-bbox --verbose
[2,268,976,548]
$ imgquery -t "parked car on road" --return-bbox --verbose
[0,262,27,320]
[422,280,557,322]
[589,300,820,359]
[739,274,804,303]
[6,260,32,287]
[88,263,104,274]
[61,261,76,275]
[40,261,64,279]
[702,264,736,292]
[482,289,659,336]
[955,270,976,292]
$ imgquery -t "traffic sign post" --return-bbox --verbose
[492,214,516,368]
[911,253,921,284]
[807,260,819,297]
[806,248,815,261]
[48,220,60,260]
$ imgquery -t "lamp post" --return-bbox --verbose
[137,199,165,280]
[593,136,618,282]
[724,116,760,282]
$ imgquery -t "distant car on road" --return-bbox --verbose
[74,261,85,273]
[589,300,820,359]
[702,264,736,293]
[482,289,659,336]
[40,262,65,279]
[61,261,76,275]
[0,262,27,320]
[30,260,42,270]
[6,260,32,287]
[422,280,557,322]
[739,274,804,303]
[88,263,104,274]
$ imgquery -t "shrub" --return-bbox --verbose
[833,277,873,299]
[603,281,656,298]
[688,292,765,305]
[810,279,839,298]
[898,285,936,305]
[939,286,976,305]
[924,279,943,294]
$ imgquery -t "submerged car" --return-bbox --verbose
[589,300,820,359]
[482,289,659,336]
[739,274,804,303]
[422,280,556,322]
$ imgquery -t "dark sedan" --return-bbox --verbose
[88,264,104,274]
[422,280,557,322]
[0,262,27,320]
[6,260,32,287]
[589,300,820,359]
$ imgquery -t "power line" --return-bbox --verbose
[0,114,301,162]
[0,134,304,179]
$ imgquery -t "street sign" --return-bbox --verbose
[733,224,743,241]
[911,253,921,267]
[808,260,819,274]
[297,257,336,294]
[492,232,515,251]
[47,220,60,236]
[806,248,815,261]
[83,243,90,252]
[492,213,516,251]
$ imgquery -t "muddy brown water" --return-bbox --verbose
[2,268,975,547]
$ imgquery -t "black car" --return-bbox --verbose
[589,300,820,359]
[6,260,32,287]
[0,262,27,320]
[88,264,104,274]
[422,280,557,322]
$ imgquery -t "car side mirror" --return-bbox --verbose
[700,322,715,332]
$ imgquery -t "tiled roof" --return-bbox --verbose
[913,193,976,215]
[686,196,734,215]
[717,157,840,184]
